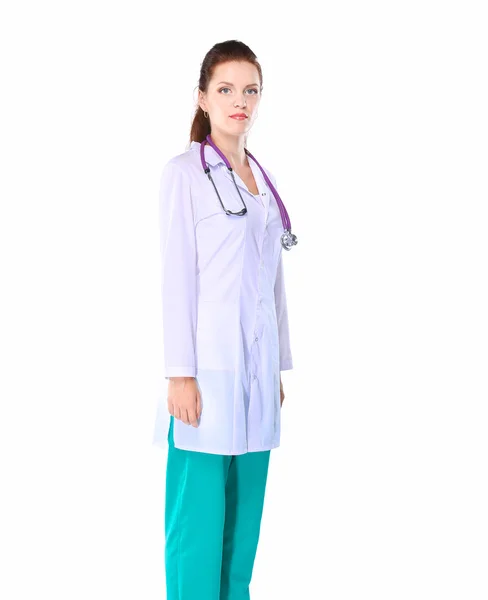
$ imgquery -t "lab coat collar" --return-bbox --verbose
[190,140,224,166]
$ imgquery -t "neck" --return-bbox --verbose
[208,131,248,168]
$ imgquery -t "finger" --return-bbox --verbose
[188,408,199,428]
[188,392,199,427]
[196,390,202,421]
[180,408,190,425]
[174,405,181,421]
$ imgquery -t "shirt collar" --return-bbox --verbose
[190,140,226,167]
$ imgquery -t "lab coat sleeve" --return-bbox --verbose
[158,160,198,379]
[274,252,294,371]
[266,167,293,371]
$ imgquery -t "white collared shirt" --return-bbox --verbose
[152,140,293,455]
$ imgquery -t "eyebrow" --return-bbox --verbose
[216,81,259,87]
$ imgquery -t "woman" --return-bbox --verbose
[153,40,295,600]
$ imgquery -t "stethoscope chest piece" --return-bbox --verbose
[281,229,298,251]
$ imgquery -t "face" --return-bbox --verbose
[199,60,261,138]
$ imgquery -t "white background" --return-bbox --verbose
[1,1,487,598]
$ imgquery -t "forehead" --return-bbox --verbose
[211,61,260,85]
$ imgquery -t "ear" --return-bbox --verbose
[198,90,206,113]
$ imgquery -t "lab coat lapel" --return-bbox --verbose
[220,159,270,214]
[197,140,269,214]
[249,158,270,214]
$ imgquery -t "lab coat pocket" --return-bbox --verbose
[194,189,222,223]
[196,300,238,371]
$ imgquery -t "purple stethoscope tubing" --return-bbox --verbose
[200,134,298,250]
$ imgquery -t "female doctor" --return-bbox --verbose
[154,40,296,600]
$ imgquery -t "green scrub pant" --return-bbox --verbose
[165,415,271,600]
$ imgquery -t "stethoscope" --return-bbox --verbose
[199,134,298,251]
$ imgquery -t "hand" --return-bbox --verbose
[280,376,285,407]
[167,377,201,427]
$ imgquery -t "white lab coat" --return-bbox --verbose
[152,141,293,455]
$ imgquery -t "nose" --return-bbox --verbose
[234,94,247,108]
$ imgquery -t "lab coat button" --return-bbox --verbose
[254,336,258,342]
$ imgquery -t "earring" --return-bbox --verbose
[204,110,208,118]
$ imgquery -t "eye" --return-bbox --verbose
[218,87,259,95]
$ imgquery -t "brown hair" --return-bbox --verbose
[189,40,263,146]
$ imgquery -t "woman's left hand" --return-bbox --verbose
[280,377,285,407]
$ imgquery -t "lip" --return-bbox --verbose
[230,114,248,119]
